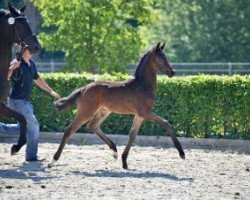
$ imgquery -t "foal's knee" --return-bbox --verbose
[160,119,173,131]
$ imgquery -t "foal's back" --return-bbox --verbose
[79,78,154,115]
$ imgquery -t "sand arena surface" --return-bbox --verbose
[0,143,249,200]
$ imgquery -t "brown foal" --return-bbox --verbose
[48,42,185,169]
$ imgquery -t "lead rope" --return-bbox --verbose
[12,44,23,81]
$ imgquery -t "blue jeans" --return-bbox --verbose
[0,99,40,160]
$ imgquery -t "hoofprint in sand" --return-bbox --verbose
[0,143,249,200]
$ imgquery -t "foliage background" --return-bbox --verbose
[31,0,154,73]
[144,0,250,63]
[29,0,250,71]
[2,0,250,71]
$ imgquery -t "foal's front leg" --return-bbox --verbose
[146,112,185,159]
[122,115,144,169]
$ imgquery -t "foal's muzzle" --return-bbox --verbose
[165,65,175,78]
[168,70,175,78]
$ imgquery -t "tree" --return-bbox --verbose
[144,0,250,62]
[31,0,153,73]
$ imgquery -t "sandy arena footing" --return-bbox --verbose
[0,142,249,200]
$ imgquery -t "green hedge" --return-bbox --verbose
[8,73,250,139]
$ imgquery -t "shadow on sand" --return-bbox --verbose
[0,162,56,182]
[72,169,194,181]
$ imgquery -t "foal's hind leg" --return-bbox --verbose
[87,108,118,159]
[48,117,84,168]
[48,112,95,168]
[122,115,144,169]
[145,112,185,159]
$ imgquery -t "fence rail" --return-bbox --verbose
[171,63,250,75]
[36,60,65,72]
[35,60,250,75]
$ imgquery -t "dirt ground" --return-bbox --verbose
[0,142,249,200]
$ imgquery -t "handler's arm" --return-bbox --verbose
[34,77,61,99]
[8,59,20,80]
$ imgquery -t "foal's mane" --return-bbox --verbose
[134,49,151,78]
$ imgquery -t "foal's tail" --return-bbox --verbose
[55,88,82,111]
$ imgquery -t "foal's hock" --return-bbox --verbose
[48,43,185,169]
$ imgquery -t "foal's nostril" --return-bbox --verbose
[168,70,175,78]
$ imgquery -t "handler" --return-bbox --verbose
[0,46,60,162]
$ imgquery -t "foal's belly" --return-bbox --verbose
[104,100,136,115]
[102,92,138,115]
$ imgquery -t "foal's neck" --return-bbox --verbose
[135,56,157,94]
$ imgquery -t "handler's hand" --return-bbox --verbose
[9,59,20,70]
[50,91,61,100]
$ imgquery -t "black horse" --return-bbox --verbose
[0,4,40,154]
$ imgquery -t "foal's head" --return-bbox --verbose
[150,42,175,78]
[4,4,41,54]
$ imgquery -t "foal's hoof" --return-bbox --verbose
[122,163,128,169]
[11,145,19,156]
[112,152,118,160]
[47,163,53,168]
[47,159,56,168]
[180,153,185,159]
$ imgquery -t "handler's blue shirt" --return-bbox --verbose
[9,59,39,100]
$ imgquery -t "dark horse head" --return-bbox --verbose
[1,3,41,54]
[150,42,175,78]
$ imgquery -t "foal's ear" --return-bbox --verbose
[8,3,19,15]
[160,43,165,50]
[20,5,26,13]
[156,42,161,50]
